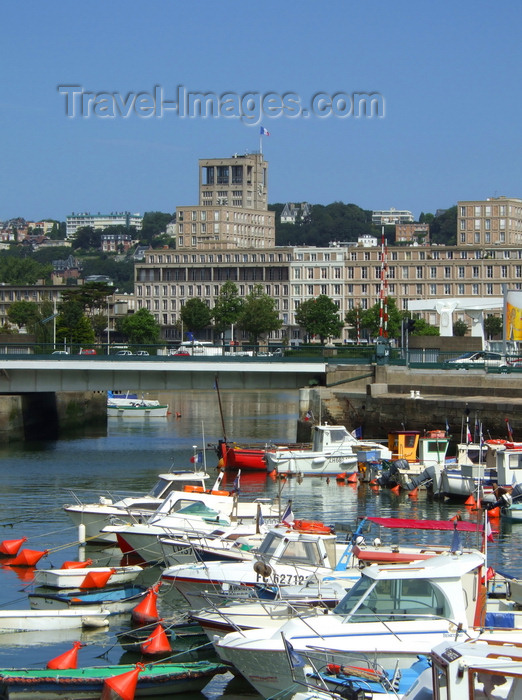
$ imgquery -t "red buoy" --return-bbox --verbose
[62,559,93,569]
[132,584,161,625]
[465,494,476,507]
[0,537,27,556]
[140,624,171,656]
[7,549,47,567]
[101,663,144,700]
[47,641,83,669]
[408,488,419,499]
[346,473,358,484]
[80,569,115,589]
[390,485,400,495]
[487,507,501,520]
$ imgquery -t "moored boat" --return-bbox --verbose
[0,609,110,633]
[33,565,143,589]
[0,659,227,699]
[28,584,149,614]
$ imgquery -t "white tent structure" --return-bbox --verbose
[407,297,503,344]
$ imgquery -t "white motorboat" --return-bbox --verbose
[104,486,279,564]
[264,424,391,477]
[0,609,110,633]
[33,564,143,589]
[106,390,169,417]
[159,530,266,567]
[63,469,213,544]
[161,526,361,610]
[213,551,490,699]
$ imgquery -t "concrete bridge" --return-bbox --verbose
[0,356,328,393]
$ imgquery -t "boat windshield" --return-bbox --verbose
[333,574,449,622]
[174,502,227,523]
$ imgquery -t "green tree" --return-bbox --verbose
[117,308,160,345]
[484,314,503,340]
[180,298,212,337]
[345,298,404,340]
[453,319,468,337]
[237,284,282,345]
[56,300,95,346]
[60,283,112,317]
[212,281,244,338]
[7,300,40,330]
[295,295,343,343]
[0,255,52,284]
[430,206,457,245]
[139,212,173,245]
[408,317,439,336]
[72,226,102,251]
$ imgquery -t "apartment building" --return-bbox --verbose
[372,208,414,226]
[66,212,143,238]
[395,222,430,244]
[133,153,521,343]
[457,196,522,246]
[134,240,522,343]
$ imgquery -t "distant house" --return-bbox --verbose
[101,232,133,253]
[132,245,149,261]
[52,255,83,283]
[280,202,311,224]
[372,208,414,226]
[395,222,430,245]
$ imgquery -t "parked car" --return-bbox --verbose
[114,350,133,356]
[78,349,97,355]
[51,350,69,355]
[135,350,149,356]
[445,351,507,369]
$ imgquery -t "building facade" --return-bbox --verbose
[457,196,522,246]
[66,212,143,238]
[395,222,430,244]
[372,208,414,226]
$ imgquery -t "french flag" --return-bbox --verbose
[260,126,270,136]
[281,502,294,526]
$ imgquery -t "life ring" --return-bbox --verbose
[293,519,333,535]
[253,561,273,578]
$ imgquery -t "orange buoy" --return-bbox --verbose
[7,549,47,567]
[390,485,400,495]
[102,663,144,700]
[0,537,27,556]
[465,494,476,506]
[487,507,501,520]
[408,488,418,499]
[140,623,171,656]
[80,569,115,589]
[132,584,161,625]
[62,559,93,570]
[346,473,358,484]
[47,641,83,669]
[335,472,346,481]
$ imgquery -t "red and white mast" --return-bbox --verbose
[379,226,388,338]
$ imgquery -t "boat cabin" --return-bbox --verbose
[312,425,356,451]
[146,471,210,499]
[388,431,421,462]
[419,638,522,700]
[332,552,486,630]
[255,527,339,571]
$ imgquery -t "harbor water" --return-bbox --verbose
[0,388,520,699]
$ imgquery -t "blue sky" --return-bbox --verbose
[2,1,522,222]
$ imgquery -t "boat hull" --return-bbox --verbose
[28,585,148,614]
[0,661,226,699]
[0,610,110,633]
[107,404,169,417]
[33,565,143,589]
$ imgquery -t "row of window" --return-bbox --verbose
[177,209,268,224]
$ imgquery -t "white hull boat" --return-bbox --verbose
[33,565,143,589]
[63,469,212,544]
[28,585,148,614]
[107,391,169,417]
[214,552,487,699]
[161,526,360,610]
[0,609,110,633]
[265,424,391,477]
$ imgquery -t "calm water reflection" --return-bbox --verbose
[0,388,518,699]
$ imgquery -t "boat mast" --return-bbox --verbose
[214,375,227,443]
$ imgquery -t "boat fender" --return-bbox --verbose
[210,490,230,497]
[253,561,272,579]
[293,519,333,534]
[183,485,204,493]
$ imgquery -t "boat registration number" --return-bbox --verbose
[256,573,306,585]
